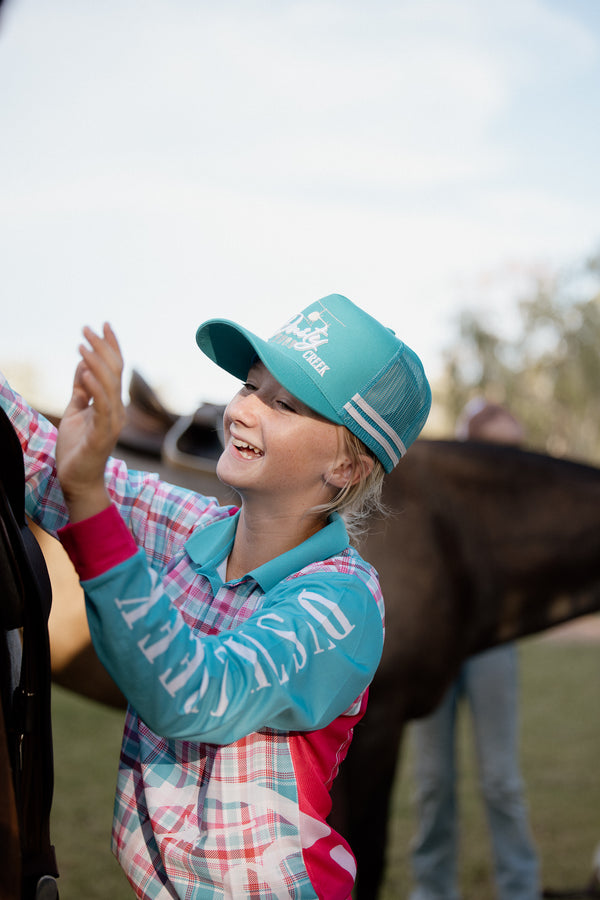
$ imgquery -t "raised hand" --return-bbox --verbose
[56,323,126,523]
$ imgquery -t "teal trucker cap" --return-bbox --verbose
[196,293,431,472]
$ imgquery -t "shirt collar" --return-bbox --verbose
[185,509,349,592]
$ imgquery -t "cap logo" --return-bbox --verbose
[270,308,340,378]
[198,293,431,470]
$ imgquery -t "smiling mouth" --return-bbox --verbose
[232,438,264,460]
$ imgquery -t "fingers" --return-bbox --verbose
[76,322,125,425]
[69,360,94,408]
[101,321,122,355]
[80,322,123,379]
[57,324,125,518]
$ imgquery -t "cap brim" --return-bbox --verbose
[196,319,343,424]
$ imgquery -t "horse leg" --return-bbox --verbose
[331,706,405,900]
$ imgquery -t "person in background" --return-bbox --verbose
[408,398,540,900]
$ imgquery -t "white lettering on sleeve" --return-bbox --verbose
[210,653,231,717]
[158,641,206,697]
[297,589,356,641]
[304,621,326,655]
[256,613,307,675]
[182,667,209,714]
[223,636,272,690]
[138,615,186,663]
[113,569,163,629]
[243,633,288,684]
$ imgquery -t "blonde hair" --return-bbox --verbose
[313,429,387,545]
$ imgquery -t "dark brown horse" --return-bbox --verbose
[39,376,600,898]
[339,438,600,897]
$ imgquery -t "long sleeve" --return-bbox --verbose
[0,370,225,560]
[59,505,384,744]
[0,370,69,533]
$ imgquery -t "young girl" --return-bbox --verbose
[1,293,430,899]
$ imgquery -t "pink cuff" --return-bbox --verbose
[58,504,138,581]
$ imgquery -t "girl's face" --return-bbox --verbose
[217,360,352,515]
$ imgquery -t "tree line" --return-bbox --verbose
[435,248,600,465]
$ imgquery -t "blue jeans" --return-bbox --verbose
[409,644,540,900]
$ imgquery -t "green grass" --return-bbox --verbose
[49,690,130,899]
[379,635,600,899]
[48,636,599,899]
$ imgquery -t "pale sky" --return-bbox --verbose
[1,0,599,418]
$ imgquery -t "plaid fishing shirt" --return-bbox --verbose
[1,373,385,899]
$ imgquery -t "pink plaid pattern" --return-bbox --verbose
[1,373,384,898]
[112,547,380,898]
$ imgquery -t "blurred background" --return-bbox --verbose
[1,3,599,897]
[1,0,600,465]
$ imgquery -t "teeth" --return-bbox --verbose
[232,438,262,459]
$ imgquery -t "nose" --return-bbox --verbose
[226,389,262,427]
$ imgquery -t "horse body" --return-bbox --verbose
[36,377,600,897]
[342,439,600,896]
[369,439,600,707]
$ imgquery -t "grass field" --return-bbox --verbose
[49,630,599,899]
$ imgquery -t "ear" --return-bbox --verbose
[326,453,374,490]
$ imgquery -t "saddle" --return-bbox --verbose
[0,407,59,899]
[117,370,225,472]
